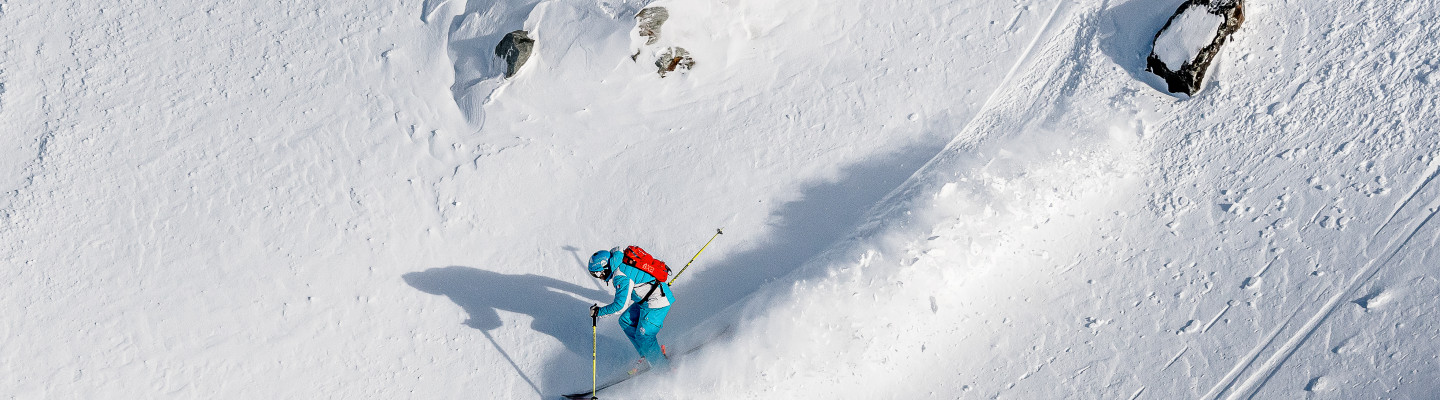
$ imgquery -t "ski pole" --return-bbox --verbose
[668,228,723,285]
[591,311,598,398]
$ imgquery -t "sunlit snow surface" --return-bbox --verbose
[2,0,1438,399]
[1152,5,1224,70]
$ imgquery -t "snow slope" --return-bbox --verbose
[2,0,1437,398]
[618,0,1440,398]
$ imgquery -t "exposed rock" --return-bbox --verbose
[635,7,669,46]
[655,47,694,77]
[1145,0,1244,96]
[494,30,535,78]
[629,6,693,77]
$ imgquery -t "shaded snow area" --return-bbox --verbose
[2,0,1438,398]
[1152,5,1225,71]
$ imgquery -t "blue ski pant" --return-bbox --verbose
[619,303,670,370]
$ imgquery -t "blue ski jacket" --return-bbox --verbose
[597,250,674,316]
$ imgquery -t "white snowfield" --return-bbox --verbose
[1,0,1436,398]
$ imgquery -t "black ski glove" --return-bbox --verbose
[590,304,599,318]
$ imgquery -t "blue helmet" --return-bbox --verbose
[588,250,612,279]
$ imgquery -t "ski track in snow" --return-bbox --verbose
[617,1,1156,397]
[1182,2,1440,397]
[1223,170,1440,400]
[4,0,1440,398]
[964,0,1072,131]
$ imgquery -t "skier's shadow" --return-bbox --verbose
[403,266,629,394]
[404,266,623,350]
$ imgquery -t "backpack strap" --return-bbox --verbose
[637,281,661,304]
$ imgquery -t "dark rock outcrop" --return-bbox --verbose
[495,30,535,78]
[1145,0,1244,96]
[655,47,694,77]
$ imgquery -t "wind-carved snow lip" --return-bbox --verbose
[426,0,545,122]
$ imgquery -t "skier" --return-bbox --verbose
[588,247,674,371]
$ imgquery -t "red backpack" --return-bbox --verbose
[622,245,669,282]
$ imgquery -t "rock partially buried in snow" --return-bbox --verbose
[630,6,694,77]
[1145,0,1244,96]
[655,47,695,77]
[635,7,669,47]
[495,30,535,78]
